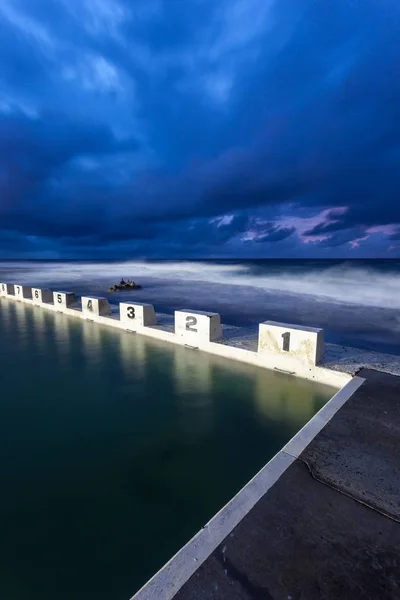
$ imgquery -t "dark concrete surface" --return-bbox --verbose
[175,370,400,600]
[302,369,400,520]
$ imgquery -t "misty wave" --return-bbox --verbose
[1,260,399,310]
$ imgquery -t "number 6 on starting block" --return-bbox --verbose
[120,302,157,329]
[53,291,77,311]
[175,310,222,343]
[82,296,112,317]
[258,321,324,366]
[32,288,53,304]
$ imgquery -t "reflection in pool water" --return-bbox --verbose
[0,299,336,600]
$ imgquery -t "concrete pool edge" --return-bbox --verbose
[130,375,365,600]
[0,293,352,387]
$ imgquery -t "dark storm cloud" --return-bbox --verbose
[254,226,296,244]
[0,0,399,256]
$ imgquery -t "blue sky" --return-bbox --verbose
[0,0,399,258]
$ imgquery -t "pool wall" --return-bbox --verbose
[0,283,350,387]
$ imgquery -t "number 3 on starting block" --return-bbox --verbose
[120,302,157,328]
[175,310,222,343]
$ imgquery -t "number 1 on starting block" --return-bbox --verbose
[258,321,324,366]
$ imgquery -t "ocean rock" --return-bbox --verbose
[108,279,141,292]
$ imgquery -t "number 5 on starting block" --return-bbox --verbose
[175,310,222,343]
[53,291,77,311]
[120,302,157,329]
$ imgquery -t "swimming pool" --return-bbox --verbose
[0,299,336,600]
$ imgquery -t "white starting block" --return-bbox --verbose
[258,321,324,367]
[53,291,77,311]
[175,310,222,344]
[32,288,53,305]
[82,296,112,318]
[14,285,32,300]
[0,283,15,296]
[120,302,157,329]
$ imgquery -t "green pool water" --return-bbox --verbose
[0,299,336,600]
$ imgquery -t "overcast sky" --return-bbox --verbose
[0,0,399,258]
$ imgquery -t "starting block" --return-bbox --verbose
[258,321,324,366]
[82,296,112,318]
[32,288,53,305]
[119,302,157,328]
[175,310,222,344]
[0,283,15,297]
[53,291,77,311]
[14,285,32,300]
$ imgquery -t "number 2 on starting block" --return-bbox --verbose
[175,310,222,343]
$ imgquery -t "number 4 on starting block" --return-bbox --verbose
[82,296,112,317]
[175,310,222,343]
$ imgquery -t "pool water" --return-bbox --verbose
[0,299,336,600]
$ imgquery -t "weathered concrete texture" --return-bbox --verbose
[175,370,400,600]
[302,369,400,520]
[324,344,400,377]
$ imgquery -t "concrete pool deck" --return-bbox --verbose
[133,369,400,600]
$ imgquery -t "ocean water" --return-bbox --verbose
[0,258,399,354]
[0,297,335,600]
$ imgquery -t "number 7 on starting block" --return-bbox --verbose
[14,285,32,300]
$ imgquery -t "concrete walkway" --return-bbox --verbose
[174,369,400,600]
